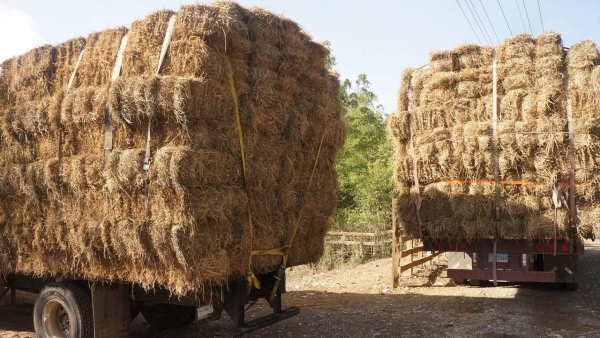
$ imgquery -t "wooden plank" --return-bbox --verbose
[400,251,444,273]
[91,284,130,338]
[391,198,400,288]
[327,231,377,237]
[326,240,378,246]
[401,246,423,258]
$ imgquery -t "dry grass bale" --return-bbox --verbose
[0,45,55,106]
[566,40,600,69]
[397,68,415,111]
[455,44,494,69]
[73,27,129,88]
[535,31,563,57]
[429,50,455,72]
[534,55,563,78]
[0,2,344,295]
[164,2,252,80]
[52,38,87,91]
[497,34,535,62]
[122,10,176,77]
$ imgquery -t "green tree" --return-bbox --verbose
[334,74,393,233]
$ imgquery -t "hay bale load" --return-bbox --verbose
[389,32,600,242]
[0,2,345,295]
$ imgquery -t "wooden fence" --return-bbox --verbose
[325,230,393,263]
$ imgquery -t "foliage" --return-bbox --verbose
[334,74,393,233]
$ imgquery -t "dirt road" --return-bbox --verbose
[2,240,599,337]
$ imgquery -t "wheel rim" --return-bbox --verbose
[42,299,70,338]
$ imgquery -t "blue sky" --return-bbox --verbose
[1,0,599,114]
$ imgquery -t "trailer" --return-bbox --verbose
[0,270,298,337]
[428,236,583,290]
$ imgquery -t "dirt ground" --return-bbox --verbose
[2,240,599,338]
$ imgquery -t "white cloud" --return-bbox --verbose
[0,2,41,62]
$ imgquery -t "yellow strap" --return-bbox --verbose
[224,55,260,289]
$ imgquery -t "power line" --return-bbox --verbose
[497,0,513,36]
[479,0,500,44]
[515,0,527,33]
[464,0,490,44]
[522,0,533,35]
[537,0,545,32]
[456,0,482,44]
[469,0,494,45]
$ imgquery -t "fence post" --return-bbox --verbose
[391,199,400,288]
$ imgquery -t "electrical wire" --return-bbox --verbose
[537,0,545,32]
[515,0,527,33]
[479,0,500,44]
[497,0,513,36]
[469,0,494,45]
[456,0,482,44]
[522,0,533,35]
[464,0,490,44]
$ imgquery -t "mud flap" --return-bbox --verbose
[91,284,130,338]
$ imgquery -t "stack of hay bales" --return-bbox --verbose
[389,32,600,241]
[0,2,345,295]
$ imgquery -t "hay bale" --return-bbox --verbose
[391,32,600,241]
[566,40,600,69]
[0,3,345,296]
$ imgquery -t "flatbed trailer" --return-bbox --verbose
[426,236,583,290]
[0,270,298,338]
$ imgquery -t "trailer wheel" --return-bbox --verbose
[141,303,196,330]
[33,282,93,338]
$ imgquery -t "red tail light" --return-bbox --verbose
[436,243,444,250]
[548,244,555,252]
[561,244,569,252]
[534,244,543,252]
[447,243,454,250]
[458,242,467,250]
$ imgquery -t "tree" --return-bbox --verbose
[334,74,393,232]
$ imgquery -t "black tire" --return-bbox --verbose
[141,303,196,330]
[34,282,93,338]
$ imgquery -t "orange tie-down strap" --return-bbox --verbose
[421,179,581,186]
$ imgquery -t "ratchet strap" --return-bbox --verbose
[143,13,178,172]
[104,33,129,166]
[223,55,260,290]
[58,47,86,181]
